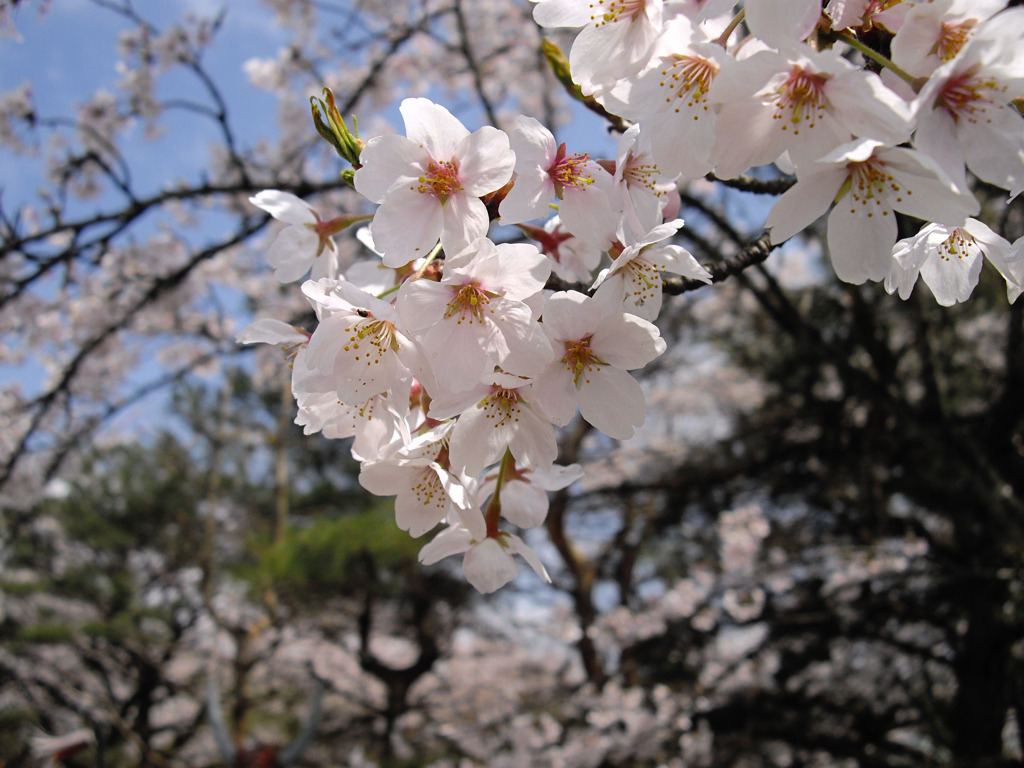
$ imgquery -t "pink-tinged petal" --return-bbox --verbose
[509,115,557,168]
[359,461,415,497]
[577,366,647,440]
[428,382,492,421]
[967,219,1019,285]
[505,533,551,583]
[882,148,979,224]
[440,192,490,255]
[353,135,427,203]
[463,538,519,593]
[507,406,558,471]
[489,243,551,300]
[420,318,498,393]
[913,107,968,185]
[960,106,1024,196]
[433,463,472,511]
[919,247,982,306]
[330,281,399,322]
[394,471,451,537]
[236,318,307,346]
[500,319,556,378]
[541,290,602,340]
[266,225,318,283]
[499,168,555,225]
[458,126,516,195]
[558,173,619,246]
[249,190,316,225]
[711,98,786,180]
[448,407,507,475]
[372,185,444,265]
[400,97,470,160]
[828,70,912,147]
[497,480,550,528]
[745,0,821,45]
[396,279,451,331]
[766,168,847,244]
[591,312,666,370]
[303,314,349,372]
[531,0,592,28]
[827,203,898,284]
[530,364,578,427]
[656,244,713,283]
[418,526,474,565]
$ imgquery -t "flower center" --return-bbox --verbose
[838,157,904,216]
[444,283,499,324]
[936,19,977,62]
[774,67,830,133]
[938,228,977,260]
[479,386,523,429]
[659,54,718,113]
[591,0,646,27]
[561,336,605,385]
[417,160,463,203]
[623,152,664,195]
[549,143,594,197]
[342,315,401,369]
[936,68,1005,125]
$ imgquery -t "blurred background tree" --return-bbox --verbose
[1,1,1023,767]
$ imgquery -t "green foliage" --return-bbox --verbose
[250,506,422,601]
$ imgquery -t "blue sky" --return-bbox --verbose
[0,1,289,212]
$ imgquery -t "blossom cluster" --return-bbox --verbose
[242,0,1024,592]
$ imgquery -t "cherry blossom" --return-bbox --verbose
[592,217,711,321]
[532,0,665,96]
[912,18,1024,199]
[300,279,425,405]
[249,190,365,283]
[499,115,617,246]
[396,238,553,391]
[766,139,979,284]
[532,290,666,439]
[888,0,1009,78]
[885,218,1020,306]
[359,424,472,538]
[354,98,516,264]
[428,372,558,477]
[710,45,913,179]
[418,506,550,594]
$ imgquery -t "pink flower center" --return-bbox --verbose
[936,68,1005,125]
[480,386,523,428]
[549,143,593,197]
[659,54,718,112]
[591,0,646,27]
[774,67,830,133]
[444,283,499,324]
[418,160,463,203]
[561,336,605,385]
[936,19,976,63]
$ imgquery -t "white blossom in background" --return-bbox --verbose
[766,139,979,284]
[886,218,1021,306]
[249,190,360,283]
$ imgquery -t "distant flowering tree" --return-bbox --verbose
[4,2,1024,766]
